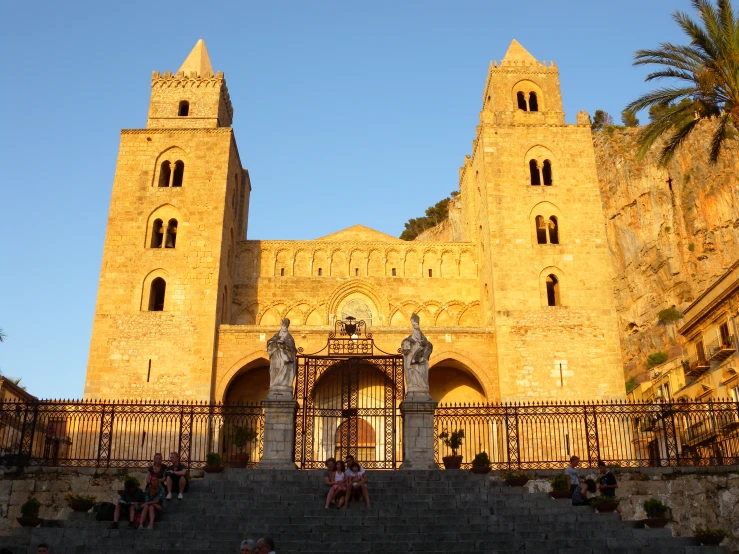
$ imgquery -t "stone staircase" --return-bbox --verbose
[0,470,730,554]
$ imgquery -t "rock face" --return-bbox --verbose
[593,123,739,379]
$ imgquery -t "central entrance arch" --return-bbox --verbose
[294,318,404,469]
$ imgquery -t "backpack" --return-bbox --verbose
[94,502,116,521]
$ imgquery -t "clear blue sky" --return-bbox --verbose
[0,0,693,398]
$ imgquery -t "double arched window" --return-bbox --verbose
[149,278,166,311]
[158,160,185,187]
[150,218,178,248]
[534,215,559,245]
[529,159,553,186]
[516,91,539,112]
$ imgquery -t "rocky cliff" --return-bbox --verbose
[593,122,739,381]
[414,122,739,384]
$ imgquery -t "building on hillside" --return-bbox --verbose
[83,39,625,407]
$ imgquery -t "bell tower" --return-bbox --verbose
[84,40,249,401]
[460,40,625,401]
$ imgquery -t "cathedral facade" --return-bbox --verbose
[83,39,625,404]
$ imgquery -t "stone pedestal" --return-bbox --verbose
[399,399,438,470]
[258,398,298,470]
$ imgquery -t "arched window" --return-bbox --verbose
[546,275,560,306]
[529,92,539,112]
[548,216,559,244]
[165,219,177,248]
[280,268,285,276]
[149,278,166,311]
[158,161,171,188]
[318,268,323,276]
[542,160,553,186]
[529,160,541,186]
[517,91,527,111]
[178,100,189,116]
[535,216,547,244]
[151,219,164,248]
[172,161,184,187]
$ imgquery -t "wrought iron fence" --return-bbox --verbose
[434,400,739,470]
[0,400,263,469]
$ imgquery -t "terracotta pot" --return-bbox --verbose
[695,535,725,546]
[642,517,670,528]
[594,502,619,513]
[204,464,224,473]
[70,501,94,513]
[549,490,570,499]
[470,465,491,474]
[505,477,529,487]
[442,455,463,470]
[17,517,43,527]
[229,453,250,468]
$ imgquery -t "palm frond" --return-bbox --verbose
[636,100,699,160]
[709,113,731,160]
[626,87,697,113]
[658,117,702,163]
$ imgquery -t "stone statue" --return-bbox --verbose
[266,318,298,397]
[401,312,433,400]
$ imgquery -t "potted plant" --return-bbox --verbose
[204,452,224,473]
[549,474,570,499]
[641,498,670,528]
[502,470,531,487]
[438,429,464,469]
[64,493,97,513]
[693,527,726,546]
[590,495,620,513]
[471,451,491,474]
[230,425,257,468]
[17,497,42,527]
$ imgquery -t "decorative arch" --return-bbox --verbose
[528,201,563,245]
[511,79,545,112]
[524,145,556,187]
[140,268,170,311]
[151,146,188,187]
[428,349,497,401]
[539,266,566,307]
[216,352,271,403]
[326,281,389,325]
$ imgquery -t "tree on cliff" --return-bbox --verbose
[400,191,459,241]
[0,328,5,342]
[591,110,614,130]
[626,0,739,163]
[621,108,640,127]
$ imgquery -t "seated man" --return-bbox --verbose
[110,478,145,529]
[139,474,165,530]
[165,451,189,500]
[344,455,370,508]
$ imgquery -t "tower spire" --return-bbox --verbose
[178,39,214,77]
[502,39,539,64]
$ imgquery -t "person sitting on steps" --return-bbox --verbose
[344,458,370,508]
[110,478,145,529]
[165,451,189,500]
[256,536,276,554]
[146,452,166,486]
[139,474,165,530]
[571,478,596,506]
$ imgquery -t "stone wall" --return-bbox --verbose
[0,468,148,537]
[523,467,739,552]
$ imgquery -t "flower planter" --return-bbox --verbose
[549,490,570,499]
[594,502,619,513]
[505,477,529,487]
[470,465,491,474]
[695,535,725,546]
[16,517,43,527]
[70,501,94,513]
[204,464,224,473]
[229,453,250,469]
[442,455,463,470]
[642,517,670,528]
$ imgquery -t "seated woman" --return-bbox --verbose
[139,474,165,530]
[571,478,597,506]
[146,453,166,486]
[322,458,336,507]
[323,459,347,508]
[345,461,370,508]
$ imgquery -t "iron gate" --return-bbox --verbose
[294,318,404,469]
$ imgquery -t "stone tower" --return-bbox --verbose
[458,40,624,400]
[83,40,249,401]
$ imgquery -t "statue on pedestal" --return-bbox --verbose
[266,318,297,398]
[401,313,433,400]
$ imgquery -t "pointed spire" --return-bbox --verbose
[502,39,539,65]
[178,39,214,77]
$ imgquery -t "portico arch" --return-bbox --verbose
[429,349,497,401]
[218,353,271,404]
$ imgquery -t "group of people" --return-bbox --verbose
[240,537,277,553]
[565,456,618,506]
[110,451,190,530]
[322,455,370,509]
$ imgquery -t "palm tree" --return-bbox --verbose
[626,0,739,163]
[0,328,6,342]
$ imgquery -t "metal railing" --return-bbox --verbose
[707,334,736,362]
[0,400,264,469]
[434,400,739,470]
[686,354,711,375]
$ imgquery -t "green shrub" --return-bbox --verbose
[694,527,726,540]
[501,470,532,480]
[551,474,569,491]
[206,452,222,466]
[231,425,257,454]
[688,243,695,251]
[643,498,668,518]
[64,494,96,507]
[625,377,639,393]
[664,226,671,232]
[647,351,669,368]
[658,307,683,324]
[21,497,41,518]
[439,429,465,456]
[472,451,490,468]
